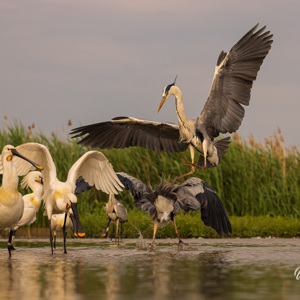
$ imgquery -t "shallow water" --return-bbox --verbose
[0,238,299,300]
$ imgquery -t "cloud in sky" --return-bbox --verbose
[0,0,299,149]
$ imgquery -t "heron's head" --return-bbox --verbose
[157,76,178,113]
[1,145,43,170]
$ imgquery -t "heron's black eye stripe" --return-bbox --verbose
[165,83,174,94]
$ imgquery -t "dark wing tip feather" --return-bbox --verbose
[75,177,94,195]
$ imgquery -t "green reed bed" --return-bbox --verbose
[0,122,299,237]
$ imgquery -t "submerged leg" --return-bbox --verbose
[7,230,15,258]
[173,218,186,250]
[102,218,111,238]
[63,212,68,254]
[150,223,158,251]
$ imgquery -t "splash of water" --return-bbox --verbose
[131,224,149,251]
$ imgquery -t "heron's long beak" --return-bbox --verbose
[157,95,167,113]
[10,149,43,170]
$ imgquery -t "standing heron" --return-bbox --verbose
[116,172,232,251]
[8,171,43,251]
[75,178,128,244]
[11,142,124,254]
[0,145,43,257]
[71,24,272,177]
[102,193,128,244]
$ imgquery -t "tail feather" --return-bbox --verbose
[198,137,231,168]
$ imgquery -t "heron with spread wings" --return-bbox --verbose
[11,142,124,254]
[116,172,232,251]
[71,24,272,177]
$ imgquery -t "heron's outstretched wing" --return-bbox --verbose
[75,177,94,195]
[71,116,188,153]
[176,177,232,236]
[196,24,273,138]
[67,151,124,195]
[13,143,57,211]
[116,172,156,218]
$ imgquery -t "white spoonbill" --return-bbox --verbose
[0,145,43,257]
[8,171,43,251]
[11,142,124,254]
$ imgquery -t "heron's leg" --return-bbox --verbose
[7,230,15,258]
[173,218,187,250]
[173,146,196,181]
[150,223,158,251]
[102,218,111,238]
[49,219,53,255]
[115,219,120,245]
[54,232,57,249]
[111,223,115,241]
[121,223,123,242]
[63,212,68,254]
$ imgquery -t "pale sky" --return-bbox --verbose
[1,0,299,149]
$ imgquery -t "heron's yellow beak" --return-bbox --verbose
[157,96,167,113]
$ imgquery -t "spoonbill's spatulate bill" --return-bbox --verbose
[10,142,124,254]
[71,24,272,178]
[116,172,232,250]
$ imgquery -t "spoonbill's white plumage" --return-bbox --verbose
[71,24,273,178]
[8,171,43,251]
[0,145,43,257]
[11,142,124,254]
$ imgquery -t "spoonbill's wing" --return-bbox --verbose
[176,177,232,236]
[71,116,188,153]
[13,143,57,210]
[196,24,273,139]
[116,172,156,218]
[67,151,123,195]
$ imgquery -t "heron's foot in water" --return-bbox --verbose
[178,238,187,251]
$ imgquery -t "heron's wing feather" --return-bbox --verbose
[176,177,232,236]
[14,143,56,213]
[116,172,156,216]
[71,116,188,153]
[75,177,94,195]
[196,24,273,138]
[67,151,124,195]
[115,202,128,222]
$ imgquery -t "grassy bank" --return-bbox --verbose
[0,121,299,236]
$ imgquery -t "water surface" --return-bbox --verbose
[0,238,299,300]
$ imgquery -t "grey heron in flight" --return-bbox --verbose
[116,172,232,251]
[71,24,272,177]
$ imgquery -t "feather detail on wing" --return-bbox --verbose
[67,151,123,195]
[176,177,232,236]
[14,143,57,212]
[116,172,156,218]
[196,24,273,139]
[71,116,188,153]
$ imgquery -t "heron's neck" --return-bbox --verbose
[173,87,188,124]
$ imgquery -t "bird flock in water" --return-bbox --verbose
[0,24,272,257]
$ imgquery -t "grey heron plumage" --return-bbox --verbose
[116,172,232,250]
[71,24,272,177]
[102,194,128,244]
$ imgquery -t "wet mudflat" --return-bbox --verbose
[0,238,299,300]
